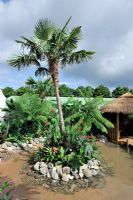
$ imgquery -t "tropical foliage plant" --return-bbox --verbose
[1,94,54,142]
[0,179,12,200]
[63,96,114,135]
[34,137,99,170]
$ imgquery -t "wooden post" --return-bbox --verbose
[116,113,120,144]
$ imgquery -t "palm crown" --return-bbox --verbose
[8,17,94,75]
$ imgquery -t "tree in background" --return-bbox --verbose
[59,84,74,97]
[15,86,31,96]
[93,84,111,97]
[129,88,133,94]
[73,86,94,97]
[112,86,129,97]
[8,17,95,135]
[2,87,15,97]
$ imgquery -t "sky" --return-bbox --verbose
[0,0,133,89]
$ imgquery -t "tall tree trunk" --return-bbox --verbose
[50,61,65,134]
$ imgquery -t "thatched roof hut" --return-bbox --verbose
[101,93,133,143]
[101,93,133,114]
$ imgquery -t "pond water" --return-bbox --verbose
[0,143,133,200]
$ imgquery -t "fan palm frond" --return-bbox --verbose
[8,54,41,69]
[35,67,49,76]
[61,26,82,52]
[61,50,95,66]
[34,19,58,41]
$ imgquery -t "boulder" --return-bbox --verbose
[20,143,27,148]
[7,146,14,151]
[40,162,46,168]
[47,162,54,169]
[92,165,99,170]
[51,167,59,180]
[28,144,33,148]
[79,172,84,178]
[33,162,40,171]
[97,134,108,143]
[33,138,39,144]
[5,142,12,147]
[79,164,88,172]
[39,137,45,143]
[40,166,48,176]
[62,166,71,174]
[46,171,51,178]
[1,143,7,149]
[83,169,92,178]
[73,173,79,179]
[91,169,98,176]
[13,143,19,147]
[62,173,70,182]
[56,165,62,176]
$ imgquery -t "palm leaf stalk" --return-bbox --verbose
[8,17,95,137]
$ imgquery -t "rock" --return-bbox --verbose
[62,173,70,182]
[40,162,46,168]
[83,169,92,178]
[33,138,39,144]
[5,142,12,147]
[69,175,74,180]
[0,147,4,152]
[87,160,94,168]
[20,143,27,148]
[46,171,51,178]
[33,162,40,171]
[47,162,54,169]
[28,144,33,148]
[7,146,14,151]
[71,169,79,179]
[97,134,108,143]
[92,165,99,170]
[91,169,98,176]
[62,166,71,174]
[13,143,18,147]
[1,143,7,149]
[16,146,21,150]
[79,164,88,172]
[31,141,36,146]
[56,165,62,176]
[73,173,79,179]
[39,137,45,143]
[79,172,84,178]
[40,166,48,176]
[71,169,78,174]
[97,160,101,166]
[51,167,59,180]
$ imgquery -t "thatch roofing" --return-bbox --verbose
[101,93,133,114]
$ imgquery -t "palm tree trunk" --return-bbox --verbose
[51,61,65,134]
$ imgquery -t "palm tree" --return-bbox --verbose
[8,17,95,135]
[26,77,53,101]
